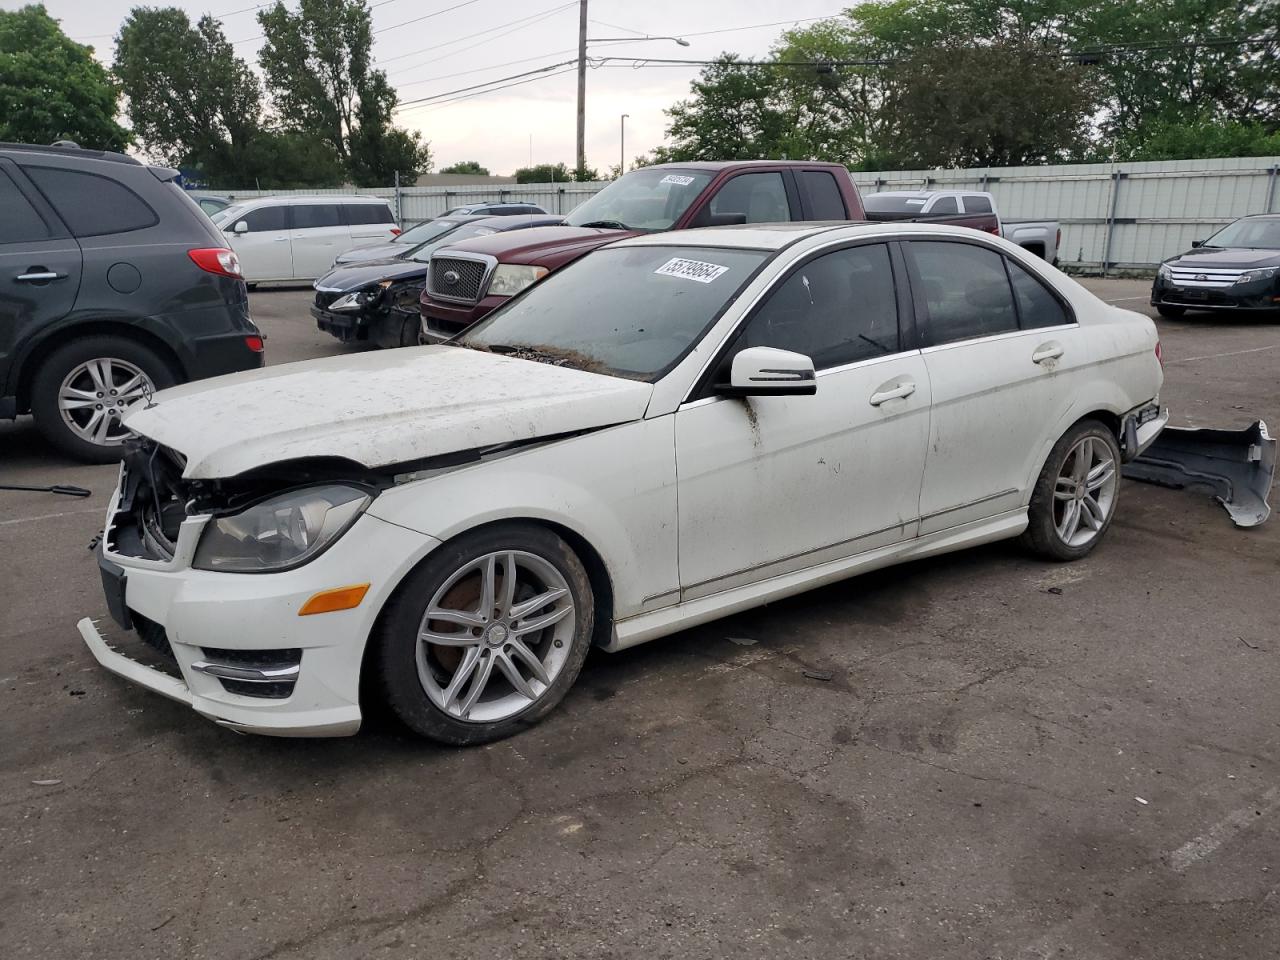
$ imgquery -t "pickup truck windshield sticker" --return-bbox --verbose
[660,174,696,186]
[654,257,730,284]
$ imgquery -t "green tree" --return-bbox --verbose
[440,160,490,175]
[257,0,430,183]
[0,4,129,150]
[514,162,571,183]
[1113,115,1280,162]
[114,7,262,180]
[881,40,1099,167]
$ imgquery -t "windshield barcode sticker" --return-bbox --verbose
[654,257,729,284]
[660,174,696,186]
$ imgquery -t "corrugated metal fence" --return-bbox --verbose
[220,156,1280,272]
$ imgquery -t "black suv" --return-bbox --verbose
[0,142,264,462]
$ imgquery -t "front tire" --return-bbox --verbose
[30,336,176,463]
[376,523,595,745]
[1156,304,1185,318]
[1022,420,1121,561]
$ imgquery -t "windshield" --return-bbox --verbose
[461,245,768,380]
[407,221,499,262]
[1202,217,1280,250]
[564,168,713,231]
[862,195,929,213]
[395,218,465,245]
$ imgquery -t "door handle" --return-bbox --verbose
[1032,342,1064,364]
[869,380,916,406]
[274,237,290,242]
[15,270,65,282]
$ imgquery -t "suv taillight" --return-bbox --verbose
[390,227,402,236]
[189,247,242,278]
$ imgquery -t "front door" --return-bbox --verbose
[903,239,1087,534]
[227,204,292,281]
[675,242,932,600]
[0,162,81,400]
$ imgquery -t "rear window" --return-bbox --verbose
[964,195,993,213]
[0,169,51,243]
[292,204,343,228]
[23,165,157,237]
[931,196,959,214]
[345,203,393,225]
[801,171,847,219]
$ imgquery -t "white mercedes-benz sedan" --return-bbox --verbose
[79,222,1167,744]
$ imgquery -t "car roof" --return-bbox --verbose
[640,160,849,172]
[868,189,992,198]
[612,220,1012,252]
[0,141,140,166]
[229,195,389,206]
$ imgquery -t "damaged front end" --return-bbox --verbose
[1122,420,1276,527]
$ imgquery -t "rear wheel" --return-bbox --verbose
[1022,420,1121,561]
[30,336,176,462]
[1156,304,1186,319]
[376,523,594,745]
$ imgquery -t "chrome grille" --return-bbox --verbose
[1167,266,1248,287]
[428,256,488,303]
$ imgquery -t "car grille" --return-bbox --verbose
[315,289,342,310]
[1167,266,1248,287]
[428,256,488,303]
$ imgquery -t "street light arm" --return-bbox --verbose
[589,36,691,46]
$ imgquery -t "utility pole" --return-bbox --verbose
[619,113,628,177]
[576,0,587,178]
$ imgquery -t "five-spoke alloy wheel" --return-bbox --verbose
[1023,419,1123,561]
[378,523,594,745]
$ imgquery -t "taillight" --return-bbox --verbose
[390,227,402,236]
[244,335,264,353]
[189,247,242,278]
[984,224,1000,236]
[1155,340,1163,367]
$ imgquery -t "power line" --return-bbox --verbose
[400,64,578,111]
[232,0,458,44]
[379,0,575,68]
[397,59,577,108]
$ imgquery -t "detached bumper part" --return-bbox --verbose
[1122,420,1275,527]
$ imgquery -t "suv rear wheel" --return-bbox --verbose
[30,336,176,462]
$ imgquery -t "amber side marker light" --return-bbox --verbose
[298,583,371,616]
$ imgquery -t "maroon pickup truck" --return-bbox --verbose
[418,160,997,341]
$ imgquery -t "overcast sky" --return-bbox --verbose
[29,0,848,174]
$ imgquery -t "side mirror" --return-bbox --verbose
[1190,238,1204,247]
[233,220,249,234]
[707,212,748,227]
[719,346,816,397]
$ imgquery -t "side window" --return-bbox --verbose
[710,172,791,224]
[241,206,288,232]
[801,171,847,219]
[1007,257,1069,329]
[346,203,393,225]
[23,165,157,237]
[292,204,343,229]
[0,169,51,243]
[930,195,959,215]
[964,195,993,213]
[732,244,899,370]
[909,241,1019,345]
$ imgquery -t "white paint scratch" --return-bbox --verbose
[1165,344,1279,365]
[1168,785,1280,872]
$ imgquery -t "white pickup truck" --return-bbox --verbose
[862,190,1061,264]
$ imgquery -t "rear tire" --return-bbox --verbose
[376,522,595,745]
[30,336,177,463]
[1156,304,1185,318]
[1021,420,1122,561]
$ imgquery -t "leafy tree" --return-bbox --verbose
[257,0,430,183]
[514,162,571,183]
[1113,115,1280,162]
[114,7,261,180]
[881,40,1099,167]
[440,160,490,175]
[0,4,129,150]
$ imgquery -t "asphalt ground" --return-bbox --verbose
[2,278,1277,959]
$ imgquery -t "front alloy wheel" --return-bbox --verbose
[377,523,595,745]
[58,357,155,448]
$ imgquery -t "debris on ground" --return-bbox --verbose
[803,669,834,682]
[726,636,757,646]
[1046,586,1064,596]
[31,779,62,786]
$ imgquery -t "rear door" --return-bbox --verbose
[290,203,350,278]
[344,202,396,244]
[226,204,292,281]
[0,160,82,405]
[904,238,1084,533]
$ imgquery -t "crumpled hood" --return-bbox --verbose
[314,257,425,293]
[1168,247,1280,269]
[124,347,653,479]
